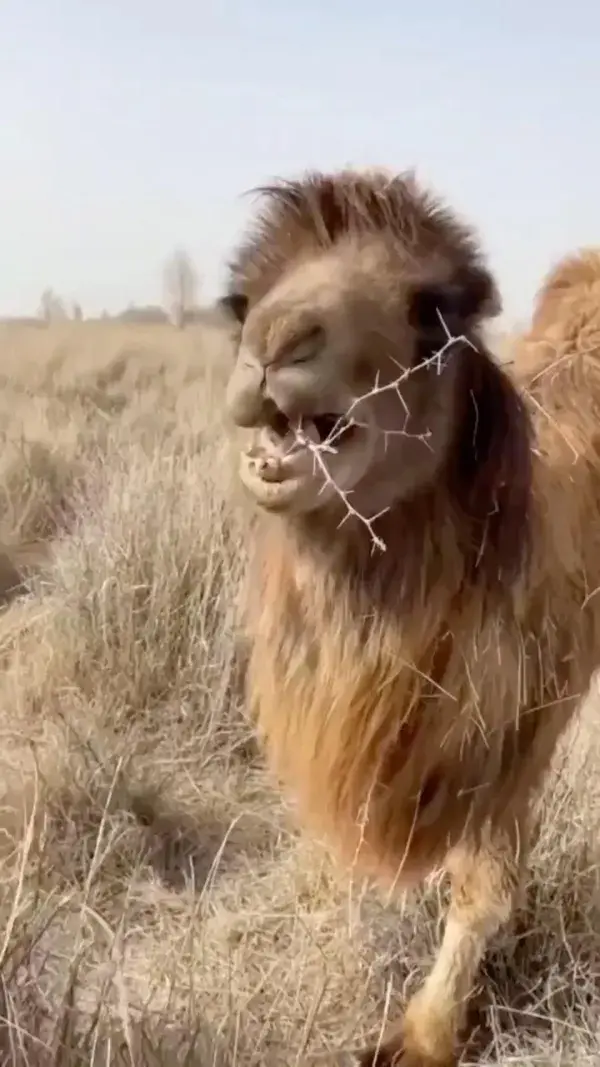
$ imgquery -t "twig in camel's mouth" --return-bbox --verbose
[242,404,360,489]
[263,406,356,451]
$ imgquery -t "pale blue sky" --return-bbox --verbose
[1,1,598,323]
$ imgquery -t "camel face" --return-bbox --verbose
[225,233,474,520]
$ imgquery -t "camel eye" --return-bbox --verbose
[290,349,315,365]
[279,324,325,364]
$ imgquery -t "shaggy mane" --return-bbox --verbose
[530,246,600,335]
[226,169,500,315]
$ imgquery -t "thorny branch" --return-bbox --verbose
[290,314,477,552]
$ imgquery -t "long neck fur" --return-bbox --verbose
[243,349,563,885]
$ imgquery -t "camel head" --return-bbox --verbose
[221,169,503,521]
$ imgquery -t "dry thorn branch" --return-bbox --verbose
[291,315,476,552]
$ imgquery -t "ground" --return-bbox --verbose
[0,319,598,1067]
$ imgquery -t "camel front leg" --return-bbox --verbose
[357,819,526,1066]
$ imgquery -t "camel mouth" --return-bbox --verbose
[239,404,362,510]
[309,413,350,444]
[247,409,358,479]
[262,406,356,452]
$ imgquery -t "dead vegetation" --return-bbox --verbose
[0,320,597,1065]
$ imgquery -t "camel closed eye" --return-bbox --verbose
[276,324,325,365]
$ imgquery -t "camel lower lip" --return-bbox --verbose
[244,423,315,474]
[240,461,304,508]
[255,456,292,483]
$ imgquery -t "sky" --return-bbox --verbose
[1,1,599,325]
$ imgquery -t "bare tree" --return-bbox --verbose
[38,288,67,325]
[163,248,199,328]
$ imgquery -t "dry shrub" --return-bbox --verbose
[0,322,597,1065]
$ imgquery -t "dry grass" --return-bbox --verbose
[0,320,597,1066]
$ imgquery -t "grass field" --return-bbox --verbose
[0,319,598,1066]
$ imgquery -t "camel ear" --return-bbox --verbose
[408,266,501,339]
[217,291,249,326]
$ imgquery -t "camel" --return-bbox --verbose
[220,166,600,1066]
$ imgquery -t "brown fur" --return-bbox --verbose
[226,169,499,315]
[223,173,600,1065]
[529,246,600,336]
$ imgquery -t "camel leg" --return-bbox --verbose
[357,819,526,1066]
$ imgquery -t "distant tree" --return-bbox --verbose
[163,248,199,328]
[39,288,67,324]
[72,302,83,321]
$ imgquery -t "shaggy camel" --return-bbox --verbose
[220,167,600,1066]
